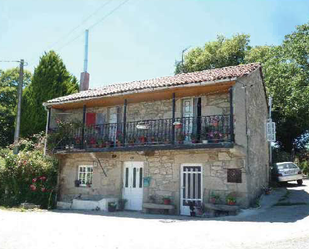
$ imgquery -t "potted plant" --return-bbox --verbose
[129,138,135,146]
[139,135,147,145]
[162,197,171,205]
[211,117,220,127]
[190,133,198,143]
[74,179,81,187]
[210,192,221,204]
[208,131,223,143]
[98,139,105,148]
[177,133,185,144]
[103,135,111,148]
[108,202,117,212]
[89,137,96,148]
[148,195,156,203]
[150,136,156,144]
[201,127,210,144]
[173,121,182,129]
[226,195,236,205]
[118,199,127,211]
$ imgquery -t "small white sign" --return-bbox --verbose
[266,120,276,142]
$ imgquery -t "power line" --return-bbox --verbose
[88,0,130,30]
[48,0,115,50]
[0,60,20,63]
[57,0,130,52]
[27,0,116,65]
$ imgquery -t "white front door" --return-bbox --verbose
[122,162,144,211]
[182,98,193,142]
[180,164,203,216]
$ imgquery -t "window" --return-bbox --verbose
[227,169,242,183]
[78,165,93,186]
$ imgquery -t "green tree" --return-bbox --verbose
[175,34,251,74]
[175,25,309,154]
[0,68,32,147]
[21,51,78,137]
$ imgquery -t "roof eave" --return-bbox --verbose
[43,77,238,108]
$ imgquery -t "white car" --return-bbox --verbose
[272,162,303,185]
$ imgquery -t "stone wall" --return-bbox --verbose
[52,93,230,125]
[234,69,269,205]
[57,146,250,214]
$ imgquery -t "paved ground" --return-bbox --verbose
[1,180,309,249]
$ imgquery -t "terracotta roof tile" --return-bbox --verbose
[46,63,260,105]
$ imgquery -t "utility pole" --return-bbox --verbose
[13,59,24,154]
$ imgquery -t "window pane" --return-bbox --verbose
[125,168,129,188]
[133,168,136,188]
[139,168,143,188]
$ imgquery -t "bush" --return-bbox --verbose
[0,134,58,209]
[299,160,309,176]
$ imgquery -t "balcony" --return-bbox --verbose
[50,115,234,153]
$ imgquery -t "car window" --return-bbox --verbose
[288,163,297,169]
[277,164,289,170]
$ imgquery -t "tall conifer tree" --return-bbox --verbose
[21,51,78,137]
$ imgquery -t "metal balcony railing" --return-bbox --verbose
[52,115,232,151]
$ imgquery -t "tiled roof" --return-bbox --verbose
[46,63,260,105]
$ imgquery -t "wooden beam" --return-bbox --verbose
[172,93,176,144]
[229,87,234,142]
[50,81,235,110]
[123,99,127,145]
[81,105,86,149]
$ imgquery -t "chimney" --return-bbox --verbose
[80,29,90,91]
[80,72,90,91]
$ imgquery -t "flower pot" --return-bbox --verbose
[108,203,117,212]
[163,199,171,205]
[227,200,236,206]
[210,197,217,204]
[74,180,81,187]
[202,140,208,144]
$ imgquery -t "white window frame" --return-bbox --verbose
[78,165,93,187]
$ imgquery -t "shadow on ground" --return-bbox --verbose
[52,181,309,224]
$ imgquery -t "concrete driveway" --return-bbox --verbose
[1,179,309,249]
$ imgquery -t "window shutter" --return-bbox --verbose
[86,113,96,126]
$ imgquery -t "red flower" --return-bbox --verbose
[39,176,46,181]
[30,184,36,191]
[41,187,46,192]
[32,178,37,183]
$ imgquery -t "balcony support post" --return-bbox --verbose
[123,99,127,145]
[172,93,176,144]
[81,105,86,149]
[229,87,235,142]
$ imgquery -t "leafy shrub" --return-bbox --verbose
[0,134,58,209]
[299,160,309,176]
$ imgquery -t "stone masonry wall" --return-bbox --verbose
[54,93,230,125]
[57,146,249,214]
[234,69,269,205]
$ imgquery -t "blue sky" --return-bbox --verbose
[0,0,309,89]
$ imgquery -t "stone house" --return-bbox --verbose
[44,63,269,215]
